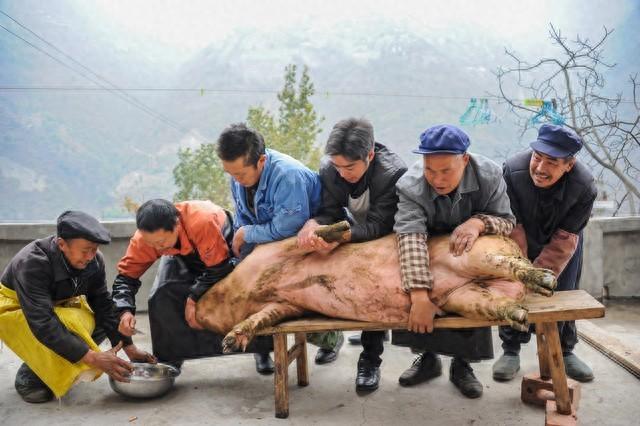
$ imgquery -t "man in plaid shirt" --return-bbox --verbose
[393,124,515,399]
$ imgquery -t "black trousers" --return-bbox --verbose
[148,256,272,363]
[392,327,494,361]
[498,235,583,354]
[360,331,385,366]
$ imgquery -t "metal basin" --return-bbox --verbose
[109,363,180,399]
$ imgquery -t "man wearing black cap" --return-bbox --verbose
[393,124,515,398]
[493,124,597,383]
[0,211,153,403]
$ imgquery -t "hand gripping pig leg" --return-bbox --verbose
[222,303,304,353]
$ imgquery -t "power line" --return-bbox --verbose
[0,85,636,104]
[0,11,212,144]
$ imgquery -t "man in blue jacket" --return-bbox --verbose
[216,123,323,373]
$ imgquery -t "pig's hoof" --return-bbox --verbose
[538,269,557,290]
[222,333,239,354]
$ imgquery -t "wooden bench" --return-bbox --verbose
[257,290,605,425]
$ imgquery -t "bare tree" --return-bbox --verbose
[495,24,640,215]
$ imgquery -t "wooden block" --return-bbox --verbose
[521,373,581,408]
[545,397,579,426]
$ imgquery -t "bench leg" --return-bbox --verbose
[294,332,309,387]
[273,333,289,419]
[522,322,579,426]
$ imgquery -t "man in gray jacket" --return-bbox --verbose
[298,117,407,392]
[393,124,515,398]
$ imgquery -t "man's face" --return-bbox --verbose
[58,238,99,269]
[139,226,179,252]
[330,150,374,184]
[423,153,469,196]
[221,155,266,187]
[529,150,575,189]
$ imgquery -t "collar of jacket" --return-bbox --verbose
[426,158,480,201]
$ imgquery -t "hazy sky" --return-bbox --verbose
[79,0,635,59]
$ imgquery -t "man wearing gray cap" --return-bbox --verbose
[493,124,597,383]
[0,211,154,403]
[392,124,516,398]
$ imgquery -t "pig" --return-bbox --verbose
[195,221,557,353]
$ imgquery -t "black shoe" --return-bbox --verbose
[315,333,344,365]
[348,333,362,345]
[356,360,381,392]
[398,352,442,387]
[254,353,274,375]
[449,358,483,399]
[14,363,53,403]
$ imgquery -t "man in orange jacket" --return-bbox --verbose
[113,199,273,376]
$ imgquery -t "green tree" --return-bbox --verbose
[173,143,232,208]
[173,64,324,208]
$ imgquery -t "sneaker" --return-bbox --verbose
[563,353,594,382]
[398,352,442,387]
[14,363,53,403]
[450,358,483,399]
[492,353,520,381]
[315,333,344,365]
[254,353,275,375]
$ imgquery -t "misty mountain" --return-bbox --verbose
[1,10,638,220]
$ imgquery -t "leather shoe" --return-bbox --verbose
[254,353,274,375]
[355,361,381,392]
[450,358,483,398]
[15,363,53,403]
[398,352,442,387]
[315,333,344,365]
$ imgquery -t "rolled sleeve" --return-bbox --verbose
[397,233,433,292]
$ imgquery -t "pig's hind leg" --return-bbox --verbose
[442,282,530,332]
[222,303,305,353]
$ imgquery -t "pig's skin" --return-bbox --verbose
[196,224,556,353]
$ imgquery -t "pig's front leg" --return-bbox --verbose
[222,303,305,353]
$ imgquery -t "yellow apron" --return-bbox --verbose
[0,284,102,397]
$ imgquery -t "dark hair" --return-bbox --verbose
[325,118,375,161]
[216,123,266,166]
[136,199,179,232]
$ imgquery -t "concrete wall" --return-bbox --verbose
[582,216,640,298]
[0,221,157,312]
[1,216,638,311]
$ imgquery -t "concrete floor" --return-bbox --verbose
[1,312,639,426]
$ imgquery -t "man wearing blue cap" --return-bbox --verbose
[493,124,597,383]
[392,124,515,398]
[0,211,154,403]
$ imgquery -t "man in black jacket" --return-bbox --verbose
[298,117,407,392]
[493,124,597,383]
[0,211,153,403]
